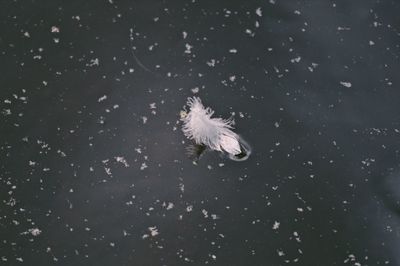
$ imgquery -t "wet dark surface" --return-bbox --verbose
[1,0,400,265]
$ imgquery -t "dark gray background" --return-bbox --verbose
[1,0,400,265]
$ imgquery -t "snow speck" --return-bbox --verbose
[272,221,280,230]
[184,43,193,54]
[290,56,301,63]
[115,156,129,167]
[191,87,199,94]
[206,59,216,67]
[340,81,352,88]
[30,228,42,236]
[140,162,148,170]
[255,7,263,17]
[98,95,107,102]
[88,58,100,67]
[51,26,60,33]
[148,226,159,236]
[166,202,174,210]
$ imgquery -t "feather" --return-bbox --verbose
[182,97,242,155]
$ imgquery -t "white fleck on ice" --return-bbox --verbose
[290,56,301,63]
[211,214,219,220]
[98,95,107,102]
[182,31,188,39]
[51,26,60,33]
[272,221,280,230]
[340,81,352,88]
[184,43,193,54]
[229,48,237,53]
[115,156,129,167]
[255,7,262,17]
[245,29,254,37]
[104,167,112,176]
[88,58,99,66]
[140,162,147,170]
[206,59,216,67]
[29,228,42,236]
[148,226,159,236]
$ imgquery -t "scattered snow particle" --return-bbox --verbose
[182,31,188,39]
[115,156,129,167]
[148,226,159,236]
[88,58,99,66]
[98,95,107,102]
[30,228,42,236]
[290,56,301,63]
[166,202,174,210]
[206,59,216,67]
[191,87,199,94]
[340,81,352,88]
[229,48,237,53]
[140,162,148,170]
[104,167,112,176]
[51,26,60,33]
[255,7,262,17]
[211,214,219,220]
[184,43,193,54]
[245,29,255,37]
[272,221,280,230]
[202,209,209,218]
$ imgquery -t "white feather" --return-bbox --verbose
[182,97,242,155]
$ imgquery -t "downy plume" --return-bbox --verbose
[182,97,242,155]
